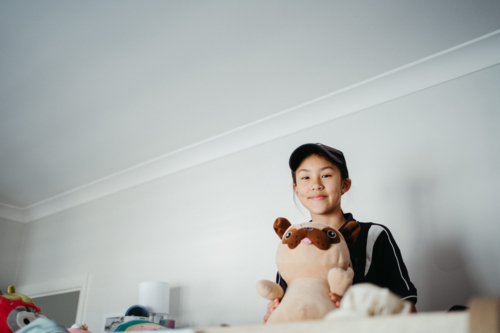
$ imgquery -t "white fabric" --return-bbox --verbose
[324,283,412,320]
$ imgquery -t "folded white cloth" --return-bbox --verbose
[324,283,412,320]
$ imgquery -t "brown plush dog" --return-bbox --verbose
[256,218,360,323]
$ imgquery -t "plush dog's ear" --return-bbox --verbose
[273,217,291,239]
[341,221,360,246]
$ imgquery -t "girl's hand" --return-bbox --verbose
[328,292,342,308]
[263,298,280,323]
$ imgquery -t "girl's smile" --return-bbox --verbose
[310,195,327,200]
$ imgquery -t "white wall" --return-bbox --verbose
[0,218,25,292]
[13,64,500,330]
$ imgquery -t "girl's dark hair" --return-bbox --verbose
[292,152,349,184]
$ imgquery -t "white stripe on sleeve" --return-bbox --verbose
[365,224,410,291]
[365,225,384,276]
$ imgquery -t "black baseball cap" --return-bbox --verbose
[289,143,349,178]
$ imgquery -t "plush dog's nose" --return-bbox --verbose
[301,237,312,245]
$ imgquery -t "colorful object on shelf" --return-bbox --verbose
[256,218,359,323]
[124,305,149,319]
[108,305,168,332]
[0,285,47,332]
[111,319,168,331]
[158,319,175,329]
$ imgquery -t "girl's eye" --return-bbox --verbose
[322,174,331,178]
[301,176,309,180]
[327,230,336,238]
[285,232,292,239]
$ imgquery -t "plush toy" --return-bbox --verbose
[256,218,360,323]
[17,318,68,333]
[0,285,47,332]
[324,283,412,320]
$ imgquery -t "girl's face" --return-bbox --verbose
[293,154,350,218]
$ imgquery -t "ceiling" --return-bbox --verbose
[1,0,500,209]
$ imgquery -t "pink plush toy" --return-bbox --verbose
[257,218,360,323]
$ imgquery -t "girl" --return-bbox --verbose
[264,143,417,322]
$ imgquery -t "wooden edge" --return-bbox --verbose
[194,312,469,333]
[469,296,500,333]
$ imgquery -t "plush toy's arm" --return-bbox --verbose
[256,280,284,300]
[327,267,354,297]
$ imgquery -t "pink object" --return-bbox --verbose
[160,319,175,328]
[67,324,91,333]
[301,237,312,245]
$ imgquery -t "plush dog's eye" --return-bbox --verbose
[303,227,313,231]
[327,230,336,238]
[285,232,292,239]
[6,306,45,331]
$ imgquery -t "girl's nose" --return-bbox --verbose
[312,183,324,190]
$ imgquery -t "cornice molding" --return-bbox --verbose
[2,30,500,223]
[0,203,26,223]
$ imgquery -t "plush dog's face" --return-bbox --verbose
[273,218,359,283]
